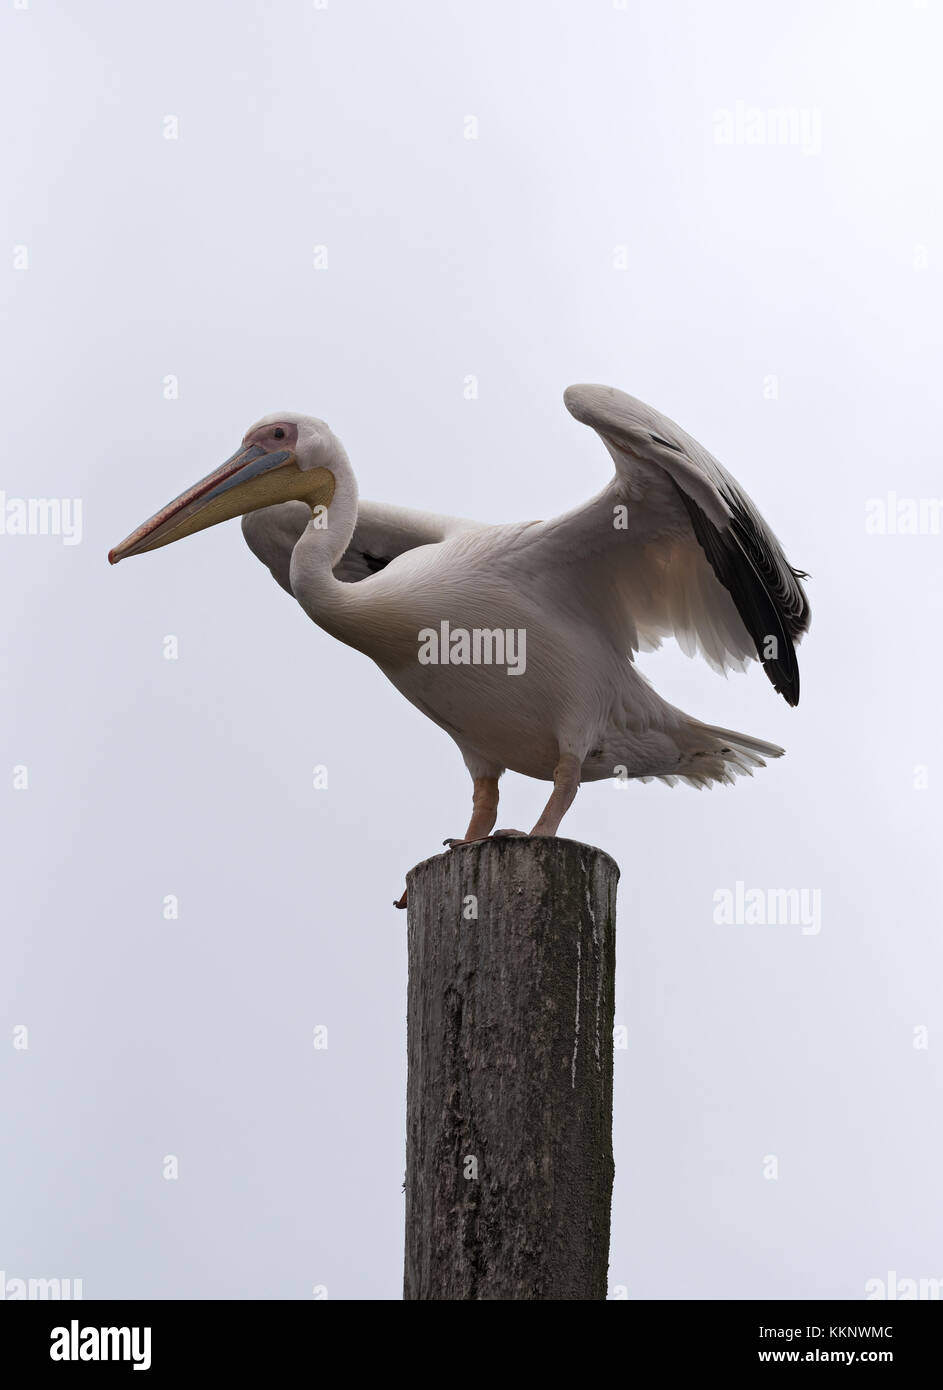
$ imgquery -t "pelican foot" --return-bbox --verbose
[492,828,527,837]
[393,887,408,910]
[443,835,492,848]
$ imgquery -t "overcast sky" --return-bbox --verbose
[2,0,941,1300]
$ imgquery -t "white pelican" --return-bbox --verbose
[110,385,810,899]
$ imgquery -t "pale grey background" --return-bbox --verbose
[2,0,940,1300]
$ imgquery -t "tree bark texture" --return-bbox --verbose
[403,836,618,1300]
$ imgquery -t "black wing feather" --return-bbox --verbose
[672,481,809,706]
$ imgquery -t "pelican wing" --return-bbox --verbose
[242,499,484,592]
[557,384,810,704]
[335,501,485,582]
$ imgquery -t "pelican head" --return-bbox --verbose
[108,412,342,563]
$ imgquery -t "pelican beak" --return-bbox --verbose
[109,443,309,564]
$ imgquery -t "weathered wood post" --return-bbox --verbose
[403,836,618,1301]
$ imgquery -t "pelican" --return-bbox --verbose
[110,384,810,897]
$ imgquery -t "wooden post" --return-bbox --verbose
[403,836,618,1301]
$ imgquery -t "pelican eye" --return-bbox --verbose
[273,427,286,440]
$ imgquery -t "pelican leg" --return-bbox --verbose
[528,752,583,836]
[444,776,500,847]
